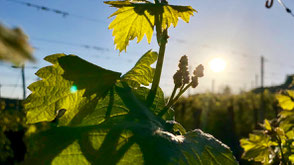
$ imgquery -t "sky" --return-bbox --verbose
[0,0,294,99]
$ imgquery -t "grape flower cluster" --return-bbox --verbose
[173,55,204,89]
[164,55,204,110]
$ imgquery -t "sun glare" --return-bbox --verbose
[209,58,226,73]
[70,85,78,93]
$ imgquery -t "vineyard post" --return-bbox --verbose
[21,65,26,100]
[259,56,265,122]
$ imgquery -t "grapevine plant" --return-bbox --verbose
[241,90,294,164]
[24,1,237,164]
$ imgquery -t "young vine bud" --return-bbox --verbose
[178,55,190,85]
[173,70,182,88]
[191,76,199,88]
[183,70,190,84]
[178,55,188,70]
[193,64,204,77]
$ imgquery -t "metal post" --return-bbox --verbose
[255,74,258,88]
[260,56,265,123]
[21,65,26,100]
[261,56,264,89]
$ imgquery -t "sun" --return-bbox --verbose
[209,58,226,73]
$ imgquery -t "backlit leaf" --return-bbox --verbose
[262,119,272,131]
[240,133,277,164]
[71,84,130,126]
[276,90,294,110]
[105,1,197,52]
[279,110,294,132]
[24,54,237,164]
[24,54,121,125]
[122,50,158,88]
[26,84,237,165]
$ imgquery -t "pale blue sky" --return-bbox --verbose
[1,0,294,98]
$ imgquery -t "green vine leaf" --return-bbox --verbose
[25,121,143,165]
[122,50,158,88]
[262,119,272,131]
[25,83,237,165]
[0,24,34,65]
[134,86,174,120]
[24,54,121,125]
[276,90,294,110]
[27,127,238,165]
[240,133,278,164]
[279,111,294,132]
[105,1,197,52]
[72,84,130,127]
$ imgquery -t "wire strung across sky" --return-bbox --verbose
[31,37,110,52]
[3,0,106,23]
[3,0,293,68]
[1,0,293,97]
[0,62,39,69]
[2,32,293,78]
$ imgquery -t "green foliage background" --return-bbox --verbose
[0,90,279,164]
[240,89,294,164]
[173,90,278,164]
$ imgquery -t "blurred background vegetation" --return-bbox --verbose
[1,74,293,164]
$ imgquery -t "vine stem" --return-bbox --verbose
[147,29,167,107]
[147,4,168,107]
[169,83,192,107]
[167,86,177,105]
[277,135,287,164]
[158,83,192,117]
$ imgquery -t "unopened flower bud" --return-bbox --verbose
[173,70,182,88]
[191,76,199,88]
[178,55,188,70]
[193,64,204,77]
[183,70,190,84]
